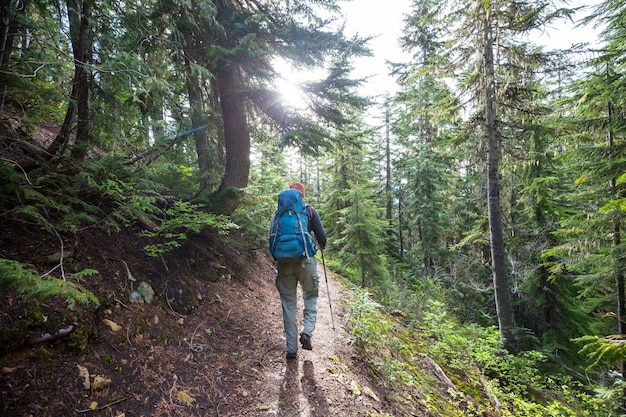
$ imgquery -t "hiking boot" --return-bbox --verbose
[286,351,297,360]
[300,333,312,350]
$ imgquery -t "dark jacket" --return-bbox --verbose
[305,205,327,250]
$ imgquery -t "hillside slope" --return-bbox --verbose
[0,225,396,416]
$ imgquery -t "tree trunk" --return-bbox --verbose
[216,62,250,192]
[68,0,92,161]
[398,186,404,260]
[48,0,92,161]
[0,0,12,70]
[607,101,625,380]
[0,0,25,113]
[482,5,517,354]
[355,194,366,287]
[385,105,392,223]
[46,85,76,159]
[182,37,211,188]
[180,7,211,187]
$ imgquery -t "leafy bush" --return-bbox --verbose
[0,259,99,310]
[141,201,238,256]
[343,287,612,417]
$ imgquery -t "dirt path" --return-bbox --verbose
[0,242,392,417]
[245,261,386,416]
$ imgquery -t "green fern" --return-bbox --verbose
[142,201,238,256]
[0,259,99,310]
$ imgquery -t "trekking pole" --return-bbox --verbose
[321,250,336,330]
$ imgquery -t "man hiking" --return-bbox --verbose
[269,182,327,360]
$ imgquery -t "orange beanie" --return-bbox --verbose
[289,182,305,197]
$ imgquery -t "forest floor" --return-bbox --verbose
[0,224,396,416]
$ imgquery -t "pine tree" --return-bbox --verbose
[395,0,459,274]
[545,0,626,389]
[322,119,388,289]
[401,0,577,353]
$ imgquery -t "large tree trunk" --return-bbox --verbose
[47,0,92,161]
[385,106,392,223]
[216,62,250,191]
[181,8,210,188]
[67,0,92,161]
[482,5,517,354]
[182,27,211,188]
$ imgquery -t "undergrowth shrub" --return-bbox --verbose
[141,201,238,256]
[0,259,99,310]
[229,191,275,249]
[343,287,611,417]
[1,156,171,235]
[78,158,171,233]
[1,155,239,305]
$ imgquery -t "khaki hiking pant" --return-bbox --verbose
[275,257,319,355]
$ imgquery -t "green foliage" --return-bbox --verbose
[344,287,610,417]
[229,190,275,249]
[144,162,199,200]
[77,158,173,233]
[141,201,238,256]
[322,126,389,288]
[0,0,624,411]
[0,156,174,236]
[0,162,99,233]
[0,259,99,310]
[575,335,626,369]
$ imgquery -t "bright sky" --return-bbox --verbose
[340,0,412,99]
[339,0,602,100]
[527,0,603,50]
[275,0,412,109]
[277,0,602,114]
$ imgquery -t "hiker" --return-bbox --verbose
[269,182,327,360]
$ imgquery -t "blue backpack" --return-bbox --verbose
[269,188,317,260]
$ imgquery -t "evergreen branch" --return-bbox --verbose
[0,259,99,310]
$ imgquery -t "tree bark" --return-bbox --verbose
[482,4,517,354]
[182,28,211,187]
[0,0,24,113]
[607,100,625,379]
[47,0,92,161]
[385,105,392,223]
[68,0,92,161]
[216,62,250,191]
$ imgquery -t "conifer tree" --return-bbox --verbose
[395,0,459,274]
[401,0,575,354]
[547,0,626,384]
[322,120,388,289]
[187,0,370,196]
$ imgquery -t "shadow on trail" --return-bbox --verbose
[302,360,330,416]
[278,359,330,416]
[279,359,300,416]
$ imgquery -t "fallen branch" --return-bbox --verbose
[41,223,68,280]
[28,322,78,344]
[1,157,33,185]
[75,396,132,413]
[165,289,187,318]
[168,374,184,408]
[222,308,232,325]
[187,323,209,352]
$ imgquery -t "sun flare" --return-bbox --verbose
[277,78,307,110]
